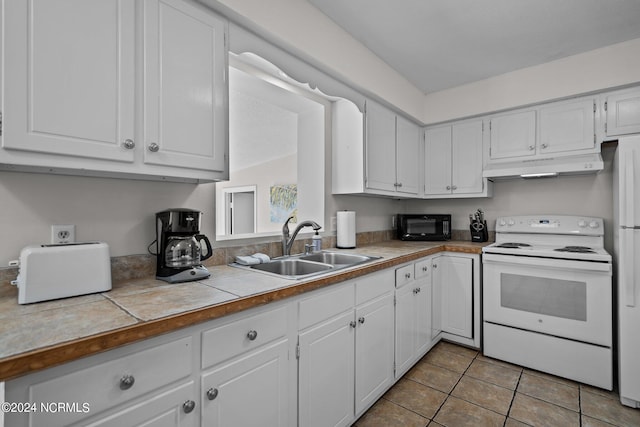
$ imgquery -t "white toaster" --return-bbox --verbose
[10,242,112,304]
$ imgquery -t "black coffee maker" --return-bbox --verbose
[154,209,213,283]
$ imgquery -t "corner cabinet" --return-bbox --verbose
[1,0,228,183]
[332,99,420,197]
[424,120,493,198]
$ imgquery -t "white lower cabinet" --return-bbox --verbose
[298,270,394,426]
[394,258,433,378]
[432,253,480,348]
[4,253,479,427]
[201,340,289,426]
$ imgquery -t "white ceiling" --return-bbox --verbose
[308,0,640,94]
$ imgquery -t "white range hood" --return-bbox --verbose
[483,153,604,179]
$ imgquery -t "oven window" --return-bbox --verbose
[406,218,436,235]
[500,273,587,321]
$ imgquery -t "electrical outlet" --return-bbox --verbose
[51,225,76,244]
[391,215,396,229]
[330,216,337,231]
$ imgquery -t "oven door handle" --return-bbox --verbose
[483,253,611,273]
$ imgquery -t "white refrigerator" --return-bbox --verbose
[613,135,640,408]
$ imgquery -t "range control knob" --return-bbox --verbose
[578,220,587,228]
[498,219,507,227]
[507,219,515,226]
[589,221,600,229]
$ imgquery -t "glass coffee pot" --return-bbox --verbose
[164,234,212,268]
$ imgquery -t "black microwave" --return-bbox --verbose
[396,214,451,241]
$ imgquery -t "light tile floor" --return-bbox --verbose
[354,341,640,427]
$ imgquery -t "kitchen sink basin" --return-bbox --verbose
[236,251,381,279]
[299,252,374,266]
[250,258,333,276]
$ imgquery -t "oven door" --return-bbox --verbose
[483,253,612,346]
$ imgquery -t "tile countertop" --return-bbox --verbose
[0,240,488,381]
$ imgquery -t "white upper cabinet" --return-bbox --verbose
[424,120,492,198]
[395,115,421,195]
[365,101,397,192]
[143,0,227,174]
[3,0,136,163]
[489,110,536,160]
[604,86,640,138]
[488,96,598,163]
[1,0,229,183]
[333,99,420,197]
[538,98,596,154]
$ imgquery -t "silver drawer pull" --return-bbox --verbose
[119,374,135,390]
[183,400,196,414]
[122,139,135,149]
[247,330,258,341]
[206,387,219,401]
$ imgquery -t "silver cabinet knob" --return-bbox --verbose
[416,287,421,293]
[422,266,428,272]
[358,316,365,324]
[182,400,196,414]
[122,139,135,149]
[350,320,356,328]
[528,145,535,151]
[206,388,219,401]
[148,142,160,152]
[452,185,457,190]
[119,374,135,390]
[397,182,403,188]
[405,273,411,279]
[433,264,438,269]
[247,330,258,341]
[446,185,451,190]
[413,288,418,294]
[541,143,549,149]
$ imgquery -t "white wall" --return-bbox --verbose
[0,172,217,266]
[424,38,640,124]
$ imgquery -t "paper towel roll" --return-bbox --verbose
[337,211,356,248]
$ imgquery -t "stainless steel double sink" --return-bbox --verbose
[236,251,380,279]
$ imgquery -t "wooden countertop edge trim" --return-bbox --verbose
[0,243,483,381]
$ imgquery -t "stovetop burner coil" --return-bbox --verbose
[495,242,532,249]
[554,246,595,253]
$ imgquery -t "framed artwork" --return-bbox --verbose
[270,184,297,223]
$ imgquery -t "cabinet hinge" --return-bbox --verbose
[296,343,300,360]
[0,111,3,136]
[489,121,492,131]
[604,101,608,112]
[594,133,597,146]
[393,296,396,306]
[593,102,597,114]
[482,122,484,132]
[393,362,396,377]
[605,122,608,133]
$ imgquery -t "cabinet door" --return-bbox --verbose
[489,110,536,160]
[143,0,227,173]
[3,0,135,162]
[452,120,484,194]
[355,294,394,414]
[431,257,442,340]
[395,116,421,195]
[414,275,433,356]
[539,98,596,154]
[201,340,289,427]
[606,88,640,137]
[84,382,197,427]
[299,311,355,427]
[438,256,473,339]
[394,282,416,377]
[424,126,452,195]
[365,101,397,192]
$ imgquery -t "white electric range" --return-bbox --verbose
[482,215,613,389]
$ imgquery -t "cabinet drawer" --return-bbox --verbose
[26,336,193,427]
[356,270,394,305]
[395,264,414,287]
[202,306,287,369]
[299,282,354,330]
[415,259,432,280]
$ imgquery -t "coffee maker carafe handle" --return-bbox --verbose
[196,234,213,261]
